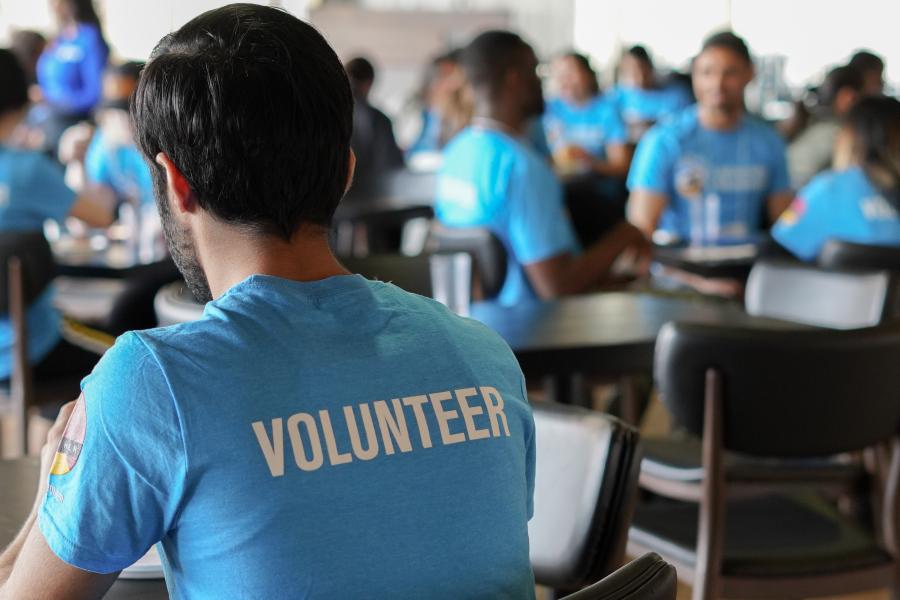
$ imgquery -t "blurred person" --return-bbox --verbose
[788,65,866,189]
[10,30,47,87]
[628,31,792,246]
[544,51,630,178]
[0,49,113,402]
[36,0,109,155]
[345,56,404,194]
[435,31,647,306]
[0,6,537,599]
[848,50,885,95]
[774,95,900,260]
[612,45,693,143]
[407,49,463,156]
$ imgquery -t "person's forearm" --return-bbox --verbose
[591,158,629,178]
[560,222,644,294]
[0,505,38,588]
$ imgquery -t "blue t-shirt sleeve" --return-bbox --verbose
[766,131,791,196]
[603,105,628,145]
[66,26,108,114]
[506,159,577,264]
[23,154,78,224]
[84,135,111,187]
[39,332,186,574]
[627,127,675,194]
[772,176,831,261]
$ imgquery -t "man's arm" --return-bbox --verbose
[766,191,794,224]
[69,191,116,229]
[523,220,648,299]
[0,402,119,600]
[591,142,632,178]
[627,189,669,239]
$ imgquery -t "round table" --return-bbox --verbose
[0,459,169,600]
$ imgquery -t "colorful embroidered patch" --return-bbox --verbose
[50,394,87,476]
[780,197,807,226]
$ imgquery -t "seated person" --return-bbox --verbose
[628,31,793,246]
[848,49,885,95]
[0,6,536,599]
[612,45,693,143]
[345,56,404,195]
[543,51,630,178]
[435,31,647,306]
[774,95,900,261]
[787,65,865,190]
[0,48,113,398]
[407,49,462,158]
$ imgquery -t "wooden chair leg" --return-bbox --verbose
[693,368,725,600]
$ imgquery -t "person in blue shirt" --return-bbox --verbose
[36,0,109,155]
[435,31,647,306]
[628,31,793,247]
[0,7,536,599]
[0,49,112,397]
[774,95,900,261]
[611,45,694,143]
[544,52,631,179]
[407,49,462,158]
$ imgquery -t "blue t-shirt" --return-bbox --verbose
[773,167,900,261]
[37,23,109,115]
[85,131,155,206]
[40,274,536,599]
[611,84,693,127]
[0,146,77,378]
[407,109,442,157]
[628,106,790,242]
[543,96,628,159]
[435,127,579,305]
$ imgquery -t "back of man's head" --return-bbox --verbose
[0,48,28,116]
[849,50,884,75]
[818,65,865,109]
[700,31,752,64]
[460,30,528,100]
[345,56,375,100]
[132,3,353,240]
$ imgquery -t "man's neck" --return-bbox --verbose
[195,220,349,300]
[472,101,526,137]
[697,105,744,131]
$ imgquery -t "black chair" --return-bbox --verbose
[818,240,900,272]
[560,553,677,600]
[425,224,507,300]
[629,322,900,599]
[745,257,895,328]
[529,402,642,595]
[340,254,436,297]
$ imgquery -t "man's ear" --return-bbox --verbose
[344,149,357,194]
[155,152,197,214]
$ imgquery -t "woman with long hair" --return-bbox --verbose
[36,0,109,154]
[773,95,900,260]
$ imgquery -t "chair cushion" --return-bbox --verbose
[629,493,889,576]
[641,437,864,485]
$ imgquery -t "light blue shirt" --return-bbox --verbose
[36,23,108,115]
[0,146,77,378]
[85,130,155,206]
[40,274,536,599]
[611,83,693,127]
[628,106,791,243]
[543,96,627,159]
[773,167,900,261]
[435,127,579,305]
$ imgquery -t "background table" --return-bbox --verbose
[652,243,759,280]
[0,459,169,599]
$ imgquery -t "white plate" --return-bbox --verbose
[119,545,165,580]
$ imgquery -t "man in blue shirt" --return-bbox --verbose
[627,32,793,246]
[436,31,647,306]
[0,6,536,599]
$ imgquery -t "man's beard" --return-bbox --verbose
[152,174,213,303]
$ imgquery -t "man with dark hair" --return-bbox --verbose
[848,50,885,95]
[788,65,866,189]
[0,5,536,599]
[628,31,792,251]
[344,55,404,195]
[435,30,647,305]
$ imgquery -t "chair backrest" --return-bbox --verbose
[529,402,642,590]
[345,168,437,205]
[426,224,508,299]
[655,321,900,458]
[341,254,434,297]
[818,240,900,272]
[745,258,891,329]
[559,553,677,600]
[0,231,56,315]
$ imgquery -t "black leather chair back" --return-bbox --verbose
[341,254,434,297]
[529,402,642,590]
[426,224,507,299]
[0,231,56,315]
[655,321,900,458]
[559,553,677,600]
[818,240,900,272]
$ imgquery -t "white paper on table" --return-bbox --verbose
[119,545,164,580]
